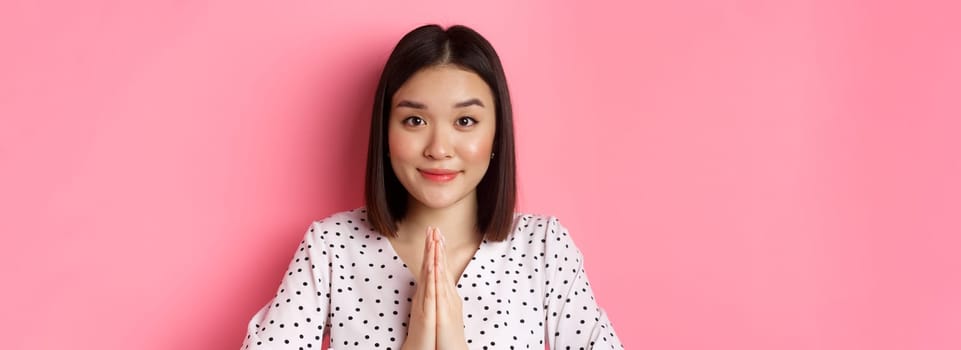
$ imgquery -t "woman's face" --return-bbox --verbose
[388,65,496,211]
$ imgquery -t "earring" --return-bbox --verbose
[490,152,495,159]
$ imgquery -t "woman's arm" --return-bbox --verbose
[543,217,624,349]
[240,222,332,350]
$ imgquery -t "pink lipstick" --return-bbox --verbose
[418,168,459,182]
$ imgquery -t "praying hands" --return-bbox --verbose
[401,227,469,350]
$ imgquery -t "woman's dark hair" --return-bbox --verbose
[364,24,516,242]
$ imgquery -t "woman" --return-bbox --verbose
[241,24,622,350]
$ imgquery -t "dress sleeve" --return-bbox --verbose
[543,217,624,349]
[240,222,332,350]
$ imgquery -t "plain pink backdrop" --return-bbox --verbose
[2,0,959,349]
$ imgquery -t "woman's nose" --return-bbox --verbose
[424,129,453,159]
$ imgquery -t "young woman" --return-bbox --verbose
[241,24,622,350]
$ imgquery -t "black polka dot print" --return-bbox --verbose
[241,208,623,349]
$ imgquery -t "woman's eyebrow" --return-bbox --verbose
[453,98,485,108]
[395,98,485,109]
[395,100,426,109]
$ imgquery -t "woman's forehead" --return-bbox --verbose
[392,66,494,108]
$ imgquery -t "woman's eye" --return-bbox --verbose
[403,116,426,126]
[456,116,477,127]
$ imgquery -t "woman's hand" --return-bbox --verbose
[401,228,437,350]
[432,227,469,350]
[401,227,468,350]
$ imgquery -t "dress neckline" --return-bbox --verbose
[379,233,487,288]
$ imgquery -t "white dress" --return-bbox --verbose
[241,208,623,349]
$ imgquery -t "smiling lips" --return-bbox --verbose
[418,168,460,182]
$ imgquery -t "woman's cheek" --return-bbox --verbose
[459,135,491,160]
[388,130,418,158]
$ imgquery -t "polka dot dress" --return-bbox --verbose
[241,208,623,349]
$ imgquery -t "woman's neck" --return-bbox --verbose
[395,194,480,249]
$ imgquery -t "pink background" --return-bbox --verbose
[2,0,959,349]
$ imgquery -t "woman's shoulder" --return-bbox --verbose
[506,211,577,244]
[306,207,376,238]
[511,211,568,232]
[312,207,370,225]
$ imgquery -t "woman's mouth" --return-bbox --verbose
[418,168,459,182]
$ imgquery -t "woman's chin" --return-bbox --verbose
[410,193,465,210]
[417,198,457,210]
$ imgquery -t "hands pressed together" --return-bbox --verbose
[401,227,469,350]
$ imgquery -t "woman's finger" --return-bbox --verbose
[425,226,437,305]
[433,227,468,349]
[435,228,457,308]
[421,226,433,279]
[400,226,439,350]
[435,227,443,276]
[437,229,455,285]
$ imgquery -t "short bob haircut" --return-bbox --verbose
[364,24,516,242]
